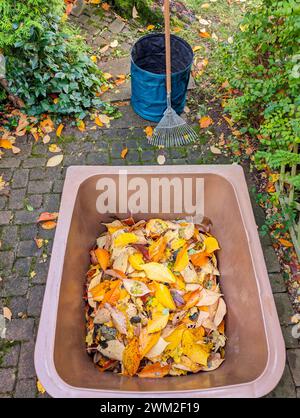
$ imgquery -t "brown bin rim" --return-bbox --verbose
[34,165,285,398]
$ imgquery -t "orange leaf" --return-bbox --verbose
[190,252,209,267]
[184,289,201,309]
[199,31,211,38]
[120,147,128,159]
[77,120,85,132]
[94,248,110,270]
[218,320,225,334]
[101,1,110,10]
[139,328,161,357]
[95,116,104,127]
[123,337,141,376]
[56,123,64,137]
[149,237,166,262]
[34,238,44,249]
[144,126,153,138]
[40,221,57,230]
[37,212,59,223]
[138,362,170,378]
[173,245,189,272]
[102,279,121,305]
[199,116,213,128]
[278,238,293,248]
[0,139,13,149]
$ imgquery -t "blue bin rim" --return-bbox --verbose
[130,33,194,78]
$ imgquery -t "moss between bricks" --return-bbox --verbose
[0,340,18,367]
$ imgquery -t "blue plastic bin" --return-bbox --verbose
[131,33,194,122]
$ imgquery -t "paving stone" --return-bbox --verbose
[9,297,28,318]
[6,319,34,341]
[287,349,300,386]
[13,258,32,276]
[0,225,18,250]
[2,276,29,297]
[263,246,281,273]
[269,273,286,293]
[23,158,46,169]
[140,150,156,162]
[0,250,15,272]
[86,152,109,165]
[108,18,126,33]
[0,368,16,393]
[18,341,35,379]
[297,387,300,398]
[1,344,20,368]
[14,210,37,224]
[31,261,49,284]
[31,144,47,156]
[28,285,45,317]
[8,188,26,210]
[42,194,61,212]
[29,168,46,181]
[0,169,13,182]
[0,196,7,209]
[14,378,36,398]
[19,224,38,241]
[281,325,300,349]
[27,194,43,209]
[266,363,296,398]
[63,153,87,166]
[0,210,12,224]
[0,158,21,168]
[53,180,64,193]
[28,180,52,194]
[11,169,29,189]
[17,240,40,258]
[274,293,294,326]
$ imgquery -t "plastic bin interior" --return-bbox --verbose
[35,166,285,398]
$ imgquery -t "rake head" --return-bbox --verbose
[149,106,198,147]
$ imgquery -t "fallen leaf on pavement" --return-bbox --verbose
[12,146,21,154]
[193,46,202,52]
[103,72,113,80]
[200,116,213,128]
[41,221,57,230]
[48,144,61,153]
[46,154,63,167]
[91,55,97,63]
[95,116,104,127]
[157,154,166,165]
[37,380,46,394]
[3,307,12,321]
[147,25,155,31]
[37,212,59,223]
[110,40,119,48]
[56,123,64,137]
[97,114,111,126]
[77,120,86,132]
[210,145,222,154]
[223,115,234,126]
[199,31,211,38]
[278,238,293,248]
[121,147,128,159]
[43,135,51,144]
[0,138,13,149]
[34,238,44,249]
[144,126,153,138]
[132,5,138,18]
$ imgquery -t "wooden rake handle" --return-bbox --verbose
[164,0,171,95]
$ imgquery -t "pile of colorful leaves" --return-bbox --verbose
[85,217,226,378]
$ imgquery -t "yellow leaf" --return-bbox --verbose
[173,246,189,272]
[149,236,166,262]
[114,232,138,247]
[95,116,104,127]
[56,123,64,137]
[240,24,249,32]
[170,238,186,251]
[142,262,176,284]
[199,116,213,128]
[120,147,128,159]
[147,25,155,31]
[147,309,169,333]
[165,325,185,352]
[90,55,97,63]
[155,283,176,310]
[223,115,234,126]
[46,154,63,167]
[37,380,46,394]
[173,27,182,33]
[0,138,13,149]
[103,72,113,80]
[128,253,145,271]
[48,144,61,153]
[34,238,44,249]
[204,236,220,253]
[3,307,12,321]
[144,126,153,138]
[182,329,209,366]
[193,45,202,52]
[139,328,160,357]
[97,114,111,126]
[110,40,118,48]
[90,0,101,3]
[201,3,210,9]
[77,120,85,132]
[53,97,59,104]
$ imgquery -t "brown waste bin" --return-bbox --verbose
[35,165,285,397]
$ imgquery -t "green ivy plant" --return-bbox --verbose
[0,0,114,119]
[111,0,162,22]
[213,0,300,187]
